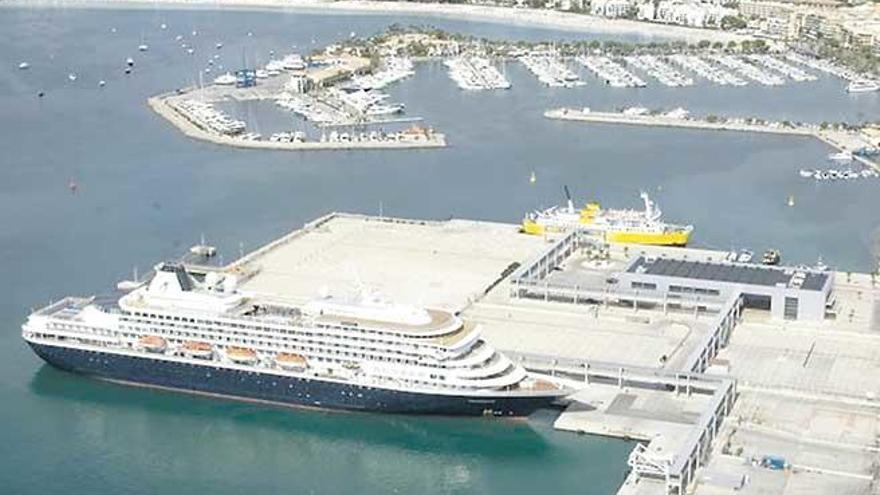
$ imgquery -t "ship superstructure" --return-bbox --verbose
[23,262,565,415]
[523,189,693,246]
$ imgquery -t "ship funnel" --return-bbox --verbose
[148,262,195,294]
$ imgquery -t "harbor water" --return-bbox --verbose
[1,5,879,494]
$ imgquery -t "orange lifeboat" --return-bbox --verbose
[275,352,308,371]
[182,341,213,359]
[138,335,167,353]
[226,346,258,365]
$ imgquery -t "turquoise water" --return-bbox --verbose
[1,5,879,494]
[14,367,630,495]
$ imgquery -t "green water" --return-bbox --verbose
[7,367,631,494]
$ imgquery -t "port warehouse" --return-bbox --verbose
[510,229,833,322]
[620,256,831,321]
[174,213,870,494]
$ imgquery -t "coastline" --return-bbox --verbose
[3,0,750,43]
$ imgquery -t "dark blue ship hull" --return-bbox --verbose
[28,342,560,416]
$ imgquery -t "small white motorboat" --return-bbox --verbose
[737,250,754,263]
[213,72,236,86]
[190,235,218,256]
[828,151,853,163]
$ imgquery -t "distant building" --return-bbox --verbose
[305,55,371,89]
[797,11,841,41]
[738,0,793,19]
[840,19,880,55]
[739,2,798,39]
[637,1,656,21]
[590,0,635,18]
[618,256,834,321]
[793,4,880,48]
[559,0,587,11]
[761,15,797,40]
[642,0,737,29]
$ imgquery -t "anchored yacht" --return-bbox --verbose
[847,80,880,93]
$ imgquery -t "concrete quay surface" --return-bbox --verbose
[545,107,816,137]
[546,107,879,172]
[192,213,880,495]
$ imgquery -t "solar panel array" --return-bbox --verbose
[627,257,829,292]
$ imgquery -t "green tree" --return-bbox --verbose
[720,15,747,31]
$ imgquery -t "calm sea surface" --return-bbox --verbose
[1,5,879,494]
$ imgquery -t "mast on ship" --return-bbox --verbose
[563,185,575,214]
[640,191,662,222]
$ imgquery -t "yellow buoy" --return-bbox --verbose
[787,195,795,207]
[529,171,536,184]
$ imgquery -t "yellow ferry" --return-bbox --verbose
[522,189,693,246]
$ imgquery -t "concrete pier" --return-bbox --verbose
[545,107,879,172]
[181,213,880,495]
[149,95,446,151]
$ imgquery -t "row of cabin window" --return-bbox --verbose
[123,325,432,366]
[122,324,425,358]
[126,316,424,349]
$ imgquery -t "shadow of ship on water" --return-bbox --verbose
[28,365,558,459]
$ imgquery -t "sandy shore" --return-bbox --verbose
[7,0,750,43]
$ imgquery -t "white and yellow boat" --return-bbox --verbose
[522,189,693,246]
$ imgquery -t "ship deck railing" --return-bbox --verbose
[31,296,95,318]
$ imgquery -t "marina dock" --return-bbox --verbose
[181,212,880,495]
[546,107,879,172]
[149,94,446,151]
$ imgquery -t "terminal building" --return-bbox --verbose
[509,230,835,322]
[616,255,833,321]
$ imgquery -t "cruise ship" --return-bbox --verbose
[22,263,566,416]
[522,189,693,246]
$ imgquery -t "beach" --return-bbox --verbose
[7,0,751,43]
